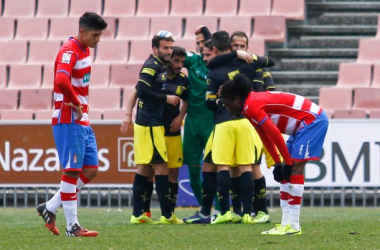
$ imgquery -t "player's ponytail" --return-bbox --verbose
[220,74,253,102]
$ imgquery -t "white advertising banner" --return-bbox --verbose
[263,119,380,187]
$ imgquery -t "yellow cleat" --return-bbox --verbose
[211,211,233,224]
[158,215,184,225]
[241,214,254,224]
[285,225,302,235]
[252,211,270,224]
[232,213,242,223]
[130,214,157,225]
[261,224,287,235]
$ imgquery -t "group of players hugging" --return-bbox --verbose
[36,12,328,237]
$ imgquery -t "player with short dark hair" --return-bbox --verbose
[220,74,329,235]
[129,31,181,225]
[36,12,107,237]
[205,30,275,224]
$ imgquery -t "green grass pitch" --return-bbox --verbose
[1,207,379,249]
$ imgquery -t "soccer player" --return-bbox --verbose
[206,31,275,224]
[129,31,181,225]
[36,12,107,237]
[220,74,329,235]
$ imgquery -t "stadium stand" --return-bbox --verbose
[95,40,129,64]
[88,109,103,120]
[0,65,6,89]
[219,17,252,37]
[103,0,136,17]
[109,64,140,88]
[0,89,18,110]
[135,0,170,16]
[69,0,102,17]
[41,65,55,89]
[8,65,41,89]
[204,0,238,16]
[36,0,70,17]
[89,64,110,88]
[175,39,196,52]
[369,110,380,119]
[19,89,52,110]
[49,18,79,40]
[101,17,117,40]
[357,39,380,65]
[151,17,183,40]
[15,18,49,41]
[103,110,127,120]
[352,87,380,113]
[0,18,15,40]
[0,41,27,65]
[183,17,218,39]
[34,110,54,120]
[170,0,204,17]
[116,17,150,40]
[271,0,305,20]
[248,38,266,55]
[3,0,35,18]
[251,15,286,42]
[128,40,152,64]
[89,88,121,110]
[336,63,372,88]
[239,0,271,17]
[333,109,367,119]
[371,64,380,87]
[1,110,33,120]
[28,41,62,65]
[318,87,352,115]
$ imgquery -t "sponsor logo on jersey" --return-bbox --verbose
[62,53,72,64]
[83,73,90,83]
[141,68,155,76]
[228,70,240,80]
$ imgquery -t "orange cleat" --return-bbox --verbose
[36,203,60,236]
[65,224,99,237]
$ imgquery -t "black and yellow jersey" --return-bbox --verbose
[157,71,189,136]
[262,68,276,91]
[206,55,275,124]
[135,54,167,126]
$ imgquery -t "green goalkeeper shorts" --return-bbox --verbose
[183,115,214,166]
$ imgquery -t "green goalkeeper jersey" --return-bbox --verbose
[184,52,213,119]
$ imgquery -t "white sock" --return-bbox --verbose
[46,173,90,213]
[60,175,78,231]
[280,181,289,226]
[288,175,304,231]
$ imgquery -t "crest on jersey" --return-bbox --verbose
[73,154,78,164]
[62,53,72,64]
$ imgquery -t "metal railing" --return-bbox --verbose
[1,186,379,208]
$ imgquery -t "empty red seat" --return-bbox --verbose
[0,41,27,64]
[69,0,102,17]
[376,15,380,39]
[34,110,53,120]
[175,39,196,52]
[353,87,380,112]
[248,38,265,55]
[88,109,103,120]
[1,110,33,120]
[41,65,55,89]
[369,110,380,118]
[136,0,169,16]
[37,0,69,17]
[333,109,366,119]
[117,17,150,40]
[184,17,218,39]
[90,64,110,88]
[336,63,371,88]
[170,0,203,16]
[324,110,333,119]
[3,0,35,18]
[103,110,126,120]
[128,40,152,64]
[204,0,238,16]
[271,0,305,20]
[219,17,252,37]
[151,17,183,40]
[122,87,137,109]
[95,40,129,64]
[0,65,6,89]
[103,0,135,17]
[0,89,18,110]
[19,89,52,110]
[89,88,121,110]
[318,87,353,112]
[251,16,286,43]
[15,18,48,41]
[8,65,41,89]
[101,17,116,39]
[28,41,61,65]
[0,18,15,40]
[49,18,78,40]
[357,39,380,65]
[372,64,380,87]
[239,0,271,17]
[110,64,141,88]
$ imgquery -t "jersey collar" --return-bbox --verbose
[152,55,165,67]
[70,37,87,53]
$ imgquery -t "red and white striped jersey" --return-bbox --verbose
[52,37,91,126]
[244,91,322,136]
